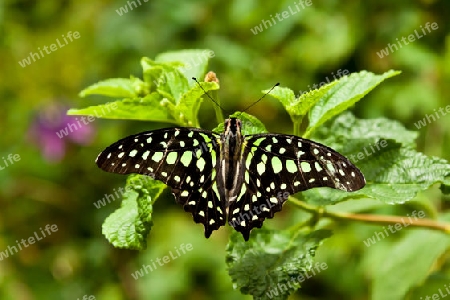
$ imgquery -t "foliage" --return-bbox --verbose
[70,50,450,299]
[226,229,332,300]
[4,2,450,299]
[102,174,166,250]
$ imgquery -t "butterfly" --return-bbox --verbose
[96,117,365,241]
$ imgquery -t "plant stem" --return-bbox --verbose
[293,118,302,137]
[288,197,450,233]
[210,90,224,124]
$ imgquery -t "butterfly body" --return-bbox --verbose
[96,118,365,240]
[219,118,245,206]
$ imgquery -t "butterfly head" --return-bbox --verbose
[224,118,242,138]
[225,118,241,130]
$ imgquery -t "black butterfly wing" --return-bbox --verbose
[95,128,226,237]
[228,133,366,240]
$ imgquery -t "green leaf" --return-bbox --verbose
[301,113,450,205]
[304,70,401,137]
[156,66,188,102]
[74,51,215,125]
[79,77,148,98]
[264,86,295,115]
[232,112,268,135]
[68,92,177,123]
[102,175,166,250]
[302,141,450,205]
[409,273,450,299]
[266,81,338,123]
[140,58,167,89]
[141,49,215,104]
[175,81,220,126]
[212,112,268,136]
[440,177,450,195]
[226,229,331,300]
[155,49,214,86]
[371,214,450,300]
[313,112,419,148]
[140,57,189,102]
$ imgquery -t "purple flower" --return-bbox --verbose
[29,103,95,162]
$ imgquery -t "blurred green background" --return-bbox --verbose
[1,0,450,299]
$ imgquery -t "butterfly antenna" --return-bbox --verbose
[239,82,280,115]
[192,77,225,112]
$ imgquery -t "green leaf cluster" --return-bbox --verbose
[102,174,166,250]
[226,229,331,300]
[69,49,218,127]
[71,50,450,300]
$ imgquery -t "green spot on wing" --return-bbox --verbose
[252,138,266,146]
[271,156,282,173]
[199,133,212,142]
[246,154,252,169]
[301,162,311,172]
[180,151,192,167]
[286,160,297,173]
[196,157,206,171]
[166,152,178,164]
[326,161,335,173]
[257,162,265,174]
[142,151,150,160]
[315,162,323,172]
[152,152,164,162]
